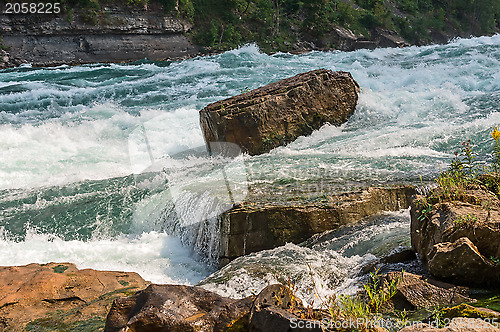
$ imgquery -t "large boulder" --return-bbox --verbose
[199,69,359,156]
[427,237,500,285]
[0,262,148,331]
[411,180,500,287]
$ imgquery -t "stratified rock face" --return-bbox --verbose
[220,185,415,266]
[199,69,359,156]
[105,284,253,332]
[411,180,500,287]
[0,5,198,67]
[0,49,23,69]
[0,262,148,331]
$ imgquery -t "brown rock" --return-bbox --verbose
[383,271,473,311]
[410,180,500,287]
[249,284,321,332]
[104,284,253,332]
[249,305,322,332]
[317,26,360,51]
[0,262,148,331]
[220,185,415,266]
[427,237,500,287]
[199,69,359,156]
[251,284,304,311]
[373,28,410,48]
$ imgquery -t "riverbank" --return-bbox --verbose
[1,0,498,68]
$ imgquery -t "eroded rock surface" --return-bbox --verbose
[105,283,253,332]
[0,262,148,331]
[383,271,473,311]
[411,179,500,287]
[199,69,359,156]
[220,185,415,265]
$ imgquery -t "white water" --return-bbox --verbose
[199,209,412,306]
[0,35,499,286]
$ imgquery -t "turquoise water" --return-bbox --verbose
[0,35,499,287]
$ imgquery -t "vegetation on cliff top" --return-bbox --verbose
[59,0,500,52]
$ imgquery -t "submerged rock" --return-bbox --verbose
[0,262,148,331]
[199,69,359,156]
[410,179,500,287]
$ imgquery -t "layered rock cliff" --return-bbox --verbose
[0,4,198,67]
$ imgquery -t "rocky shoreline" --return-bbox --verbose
[1,2,491,69]
[0,4,198,69]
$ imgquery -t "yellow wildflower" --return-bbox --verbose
[492,127,500,141]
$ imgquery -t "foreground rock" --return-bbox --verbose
[106,283,318,332]
[383,271,473,311]
[219,185,415,266]
[0,262,148,331]
[105,283,385,332]
[411,178,500,287]
[105,284,253,331]
[199,69,359,156]
[105,279,488,332]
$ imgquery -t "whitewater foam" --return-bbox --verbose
[0,35,498,288]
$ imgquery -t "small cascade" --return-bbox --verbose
[161,190,225,266]
[198,209,414,307]
[130,147,248,266]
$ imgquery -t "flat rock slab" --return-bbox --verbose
[219,185,415,266]
[200,69,359,156]
[0,262,148,331]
